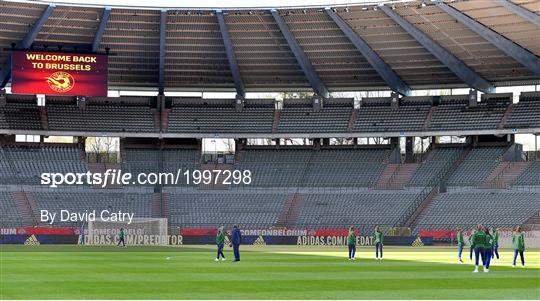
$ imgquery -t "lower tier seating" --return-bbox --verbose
[416,190,540,231]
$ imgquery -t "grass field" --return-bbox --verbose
[1,245,539,300]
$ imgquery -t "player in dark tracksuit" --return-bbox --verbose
[215,226,226,262]
[230,225,242,262]
[117,228,126,247]
[374,226,384,260]
[347,226,356,261]
[484,229,493,273]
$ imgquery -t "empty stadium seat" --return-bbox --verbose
[167,190,288,228]
[416,190,540,231]
[0,191,23,227]
[235,148,388,188]
[297,190,421,233]
[48,103,155,133]
[408,147,463,187]
[430,96,508,131]
[447,147,505,186]
[0,146,87,185]
[168,100,274,133]
[514,161,540,186]
[31,191,154,227]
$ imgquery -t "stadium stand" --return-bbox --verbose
[167,98,274,133]
[0,140,538,231]
[505,92,540,129]
[48,103,155,133]
[297,190,421,233]
[235,148,388,188]
[0,191,23,227]
[168,190,289,228]
[447,146,506,186]
[415,190,540,231]
[122,148,199,186]
[161,149,200,172]
[429,95,510,131]
[1,93,540,135]
[0,145,87,185]
[278,99,352,133]
[31,191,154,226]
[408,147,464,187]
[354,97,431,133]
[514,161,540,186]
[0,1,538,90]
[0,101,42,130]
[0,148,13,184]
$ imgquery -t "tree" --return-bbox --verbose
[279,92,313,100]
[222,139,235,153]
[332,138,354,145]
[86,137,119,163]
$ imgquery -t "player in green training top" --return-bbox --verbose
[512,226,525,268]
[347,226,356,261]
[492,227,500,260]
[456,228,464,263]
[471,224,487,273]
[117,228,126,247]
[215,226,227,262]
[374,226,384,260]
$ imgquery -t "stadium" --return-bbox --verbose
[0,0,539,299]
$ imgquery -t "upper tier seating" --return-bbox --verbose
[278,100,351,133]
[48,103,155,133]
[0,102,41,130]
[1,93,540,134]
[429,95,508,131]
[168,98,274,133]
[354,97,431,133]
[506,92,540,129]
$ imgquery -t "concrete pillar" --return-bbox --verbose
[469,89,478,107]
[391,92,399,109]
[312,95,323,112]
[235,94,244,112]
[405,136,414,163]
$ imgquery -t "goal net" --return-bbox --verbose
[87,218,168,246]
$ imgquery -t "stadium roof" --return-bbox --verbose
[2,0,394,9]
[0,0,539,95]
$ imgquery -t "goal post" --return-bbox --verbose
[87,218,168,246]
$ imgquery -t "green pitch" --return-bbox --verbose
[1,245,539,300]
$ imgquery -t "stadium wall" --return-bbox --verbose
[0,227,435,246]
